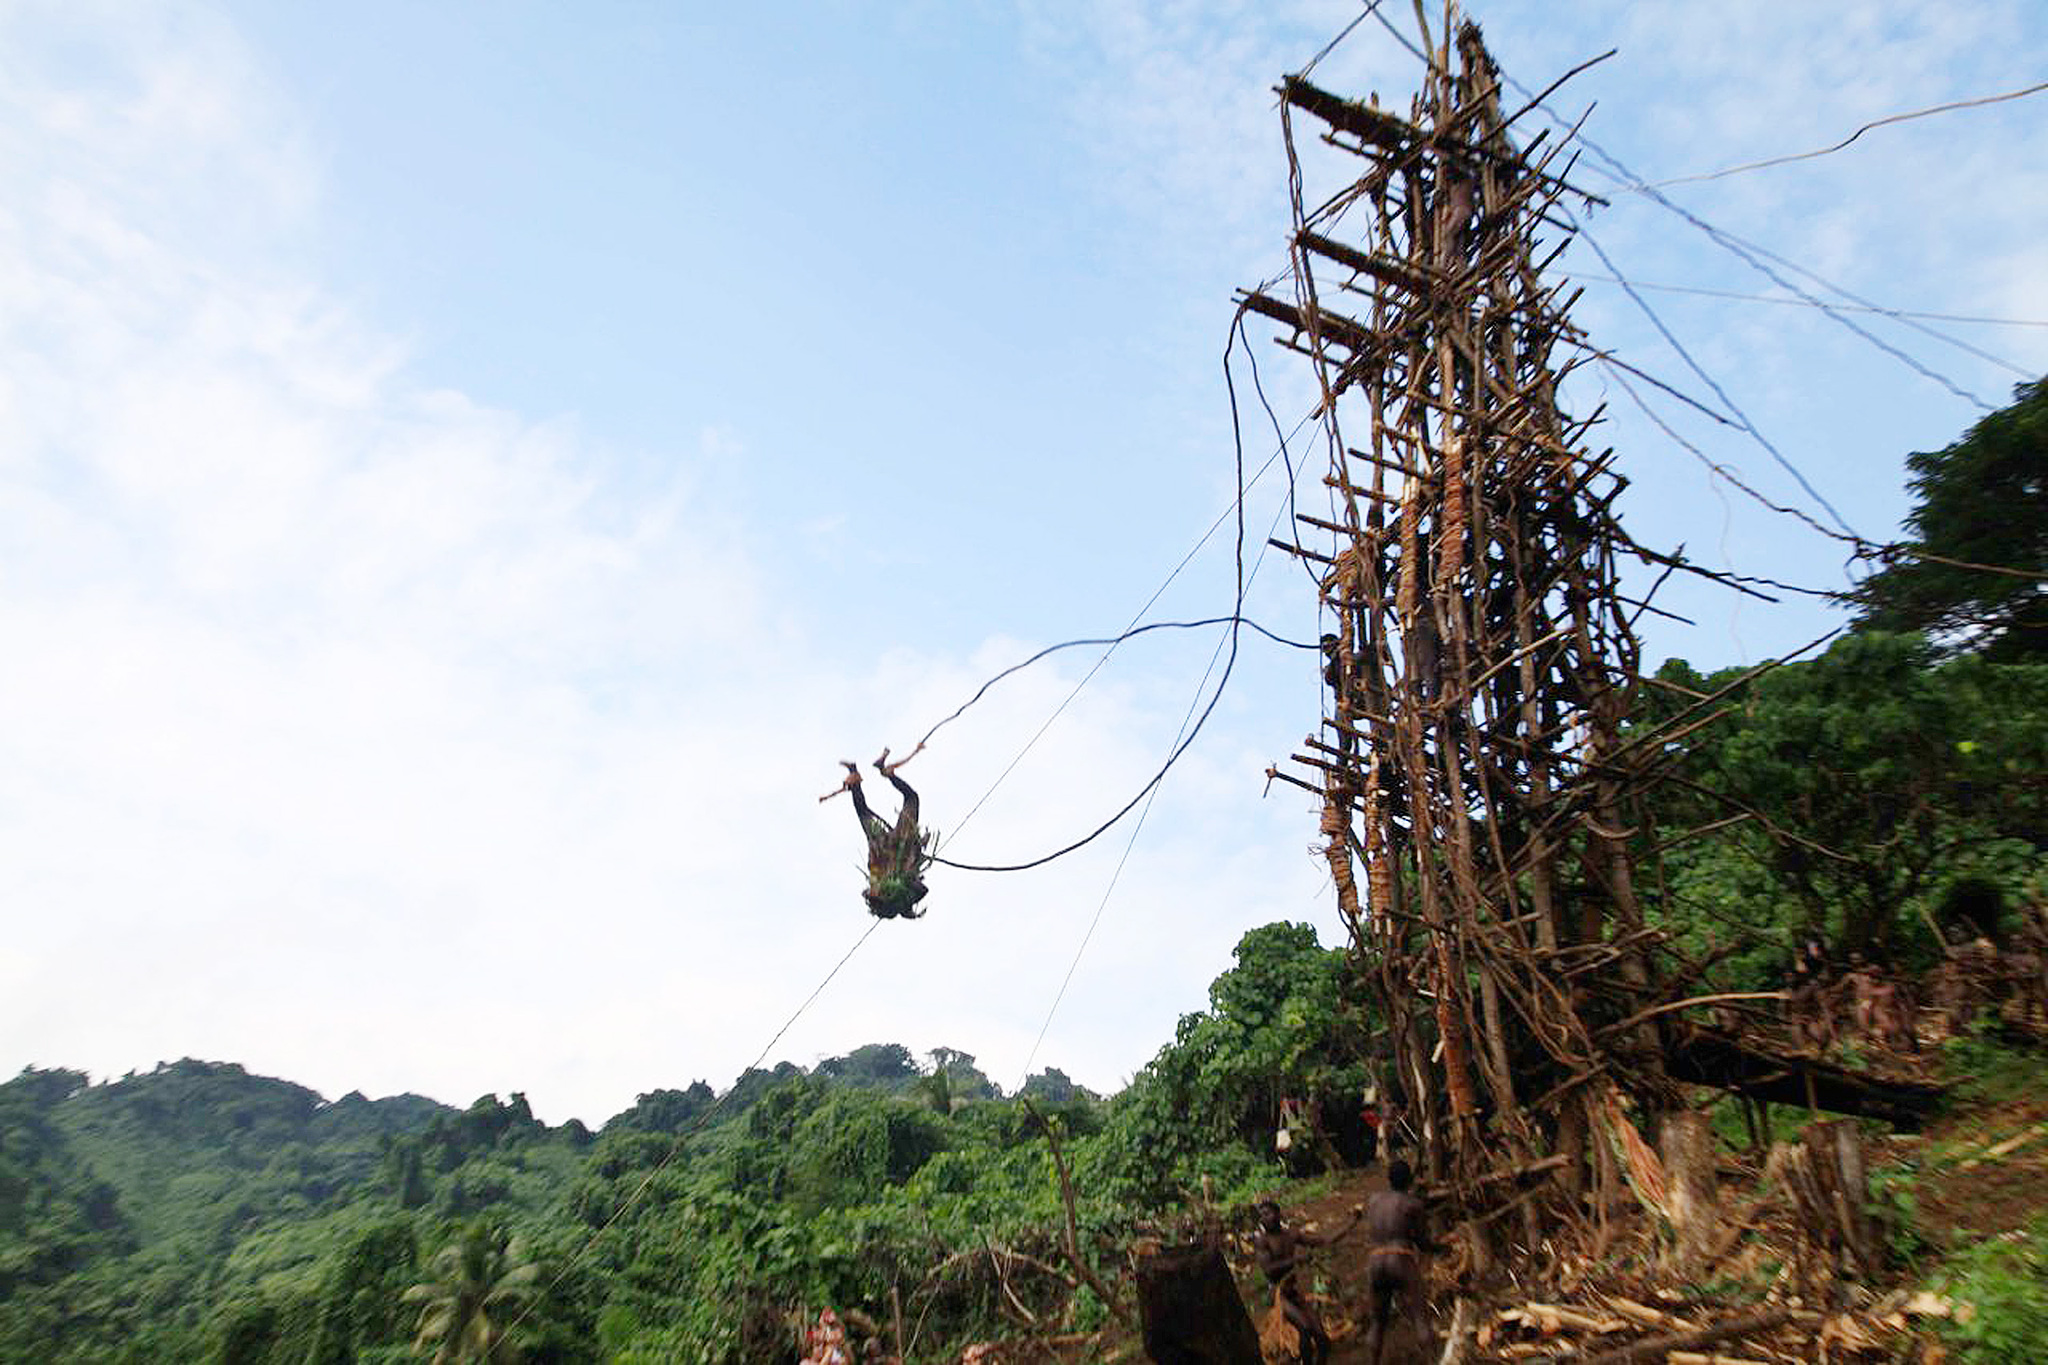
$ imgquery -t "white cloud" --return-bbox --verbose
[0,5,780,1118]
[0,4,1347,1121]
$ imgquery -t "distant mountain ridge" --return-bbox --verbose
[3,1046,1090,1251]
[56,1058,454,1147]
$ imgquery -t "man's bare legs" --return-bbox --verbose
[874,746,922,831]
[835,761,880,831]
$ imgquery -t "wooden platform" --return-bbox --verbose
[1666,1023,1946,1130]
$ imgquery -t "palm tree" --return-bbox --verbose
[400,1224,539,1364]
[917,1066,954,1116]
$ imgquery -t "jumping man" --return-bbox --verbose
[825,746,934,919]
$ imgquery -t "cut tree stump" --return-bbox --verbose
[1769,1118,1880,1287]
[1660,1110,1720,1277]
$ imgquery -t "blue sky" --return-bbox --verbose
[4,0,2044,1123]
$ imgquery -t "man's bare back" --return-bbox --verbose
[1363,1187,1429,1249]
[1362,1162,1435,1365]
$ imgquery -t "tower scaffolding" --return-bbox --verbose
[1245,4,1947,1280]
[1248,15,1667,1258]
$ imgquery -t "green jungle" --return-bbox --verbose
[3,383,2044,1361]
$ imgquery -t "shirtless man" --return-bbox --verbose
[1362,1160,1439,1365]
[801,1308,850,1365]
[1877,969,1919,1053]
[1841,953,1880,1044]
[1786,941,1836,1054]
[1254,1199,1362,1365]
[1360,1093,1384,1166]
[1785,968,1824,1053]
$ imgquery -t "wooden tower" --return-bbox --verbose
[1249,15,1661,1248]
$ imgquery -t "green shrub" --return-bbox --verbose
[1941,1029,2044,1106]
[1937,1214,2048,1362]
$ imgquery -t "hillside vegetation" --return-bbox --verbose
[0,921,1366,1363]
[3,383,2043,1362]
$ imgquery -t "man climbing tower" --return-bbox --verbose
[824,746,934,919]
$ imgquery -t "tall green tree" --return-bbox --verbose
[1852,376,2047,661]
[305,1217,420,1365]
[601,1083,714,1136]
[1644,633,2048,964]
[926,1048,999,1102]
[401,1224,537,1364]
[812,1043,920,1090]
[1018,1068,1092,1103]
[1100,922,1367,1187]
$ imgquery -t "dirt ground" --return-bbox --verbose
[1908,1091,2048,1245]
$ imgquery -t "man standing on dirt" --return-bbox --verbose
[1253,1200,1360,1365]
[1360,1091,1383,1166]
[1362,1160,1439,1364]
